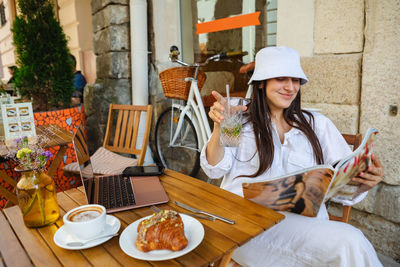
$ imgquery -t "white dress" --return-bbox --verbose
[200,112,382,267]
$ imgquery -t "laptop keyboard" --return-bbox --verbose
[98,175,136,209]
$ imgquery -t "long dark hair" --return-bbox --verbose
[241,80,324,178]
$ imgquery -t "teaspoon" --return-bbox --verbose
[66,233,119,247]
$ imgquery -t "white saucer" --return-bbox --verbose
[54,215,120,250]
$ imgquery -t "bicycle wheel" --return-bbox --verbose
[155,107,200,177]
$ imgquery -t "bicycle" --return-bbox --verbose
[154,46,248,177]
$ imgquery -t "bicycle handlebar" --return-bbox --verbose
[224,51,249,58]
[169,45,248,67]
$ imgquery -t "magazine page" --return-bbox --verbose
[242,166,334,217]
[324,128,379,201]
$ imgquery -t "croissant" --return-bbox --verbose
[136,210,188,252]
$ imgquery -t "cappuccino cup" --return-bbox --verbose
[63,204,106,240]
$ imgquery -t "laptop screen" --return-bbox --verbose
[72,123,95,204]
[71,123,169,211]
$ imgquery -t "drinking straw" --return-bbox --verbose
[226,84,230,114]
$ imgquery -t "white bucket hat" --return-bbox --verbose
[248,46,308,85]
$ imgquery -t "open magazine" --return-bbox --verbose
[242,128,379,217]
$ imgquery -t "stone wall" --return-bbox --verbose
[301,54,361,134]
[86,0,131,153]
[359,0,400,260]
[304,0,400,262]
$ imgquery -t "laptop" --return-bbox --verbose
[72,123,169,213]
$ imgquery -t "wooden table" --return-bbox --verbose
[0,124,73,207]
[0,169,285,267]
[34,124,74,177]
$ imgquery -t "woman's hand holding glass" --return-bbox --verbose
[208,91,226,124]
[205,91,247,165]
[209,91,247,147]
[209,90,247,125]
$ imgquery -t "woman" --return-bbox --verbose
[200,46,383,266]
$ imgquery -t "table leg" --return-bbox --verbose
[214,250,234,267]
[47,144,68,178]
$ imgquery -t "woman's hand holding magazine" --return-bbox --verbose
[353,153,384,193]
[242,128,382,217]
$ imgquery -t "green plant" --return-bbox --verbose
[12,136,53,171]
[0,80,6,95]
[11,0,74,111]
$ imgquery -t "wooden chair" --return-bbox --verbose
[72,123,91,166]
[0,172,18,208]
[102,104,152,166]
[328,133,362,223]
[64,104,153,175]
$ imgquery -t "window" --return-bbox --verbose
[266,0,277,46]
[180,0,278,63]
[0,3,6,27]
[179,1,278,94]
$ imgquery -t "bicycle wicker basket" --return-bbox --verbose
[159,67,207,101]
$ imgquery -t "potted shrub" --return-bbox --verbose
[0,0,86,196]
[11,0,75,111]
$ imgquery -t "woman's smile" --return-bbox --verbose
[266,77,300,112]
[279,92,295,99]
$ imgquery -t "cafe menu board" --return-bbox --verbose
[1,103,36,141]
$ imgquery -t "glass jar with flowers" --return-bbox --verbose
[11,136,60,227]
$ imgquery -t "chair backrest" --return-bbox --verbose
[0,172,18,208]
[103,104,153,166]
[328,133,362,223]
[73,123,91,165]
[342,133,362,151]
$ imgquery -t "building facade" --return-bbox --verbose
[1,0,399,262]
[0,0,96,84]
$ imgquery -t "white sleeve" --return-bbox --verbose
[332,191,368,206]
[313,112,352,165]
[200,143,235,179]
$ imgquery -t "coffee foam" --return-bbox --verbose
[68,207,103,222]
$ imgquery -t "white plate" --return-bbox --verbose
[54,215,120,250]
[119,214,204,261]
